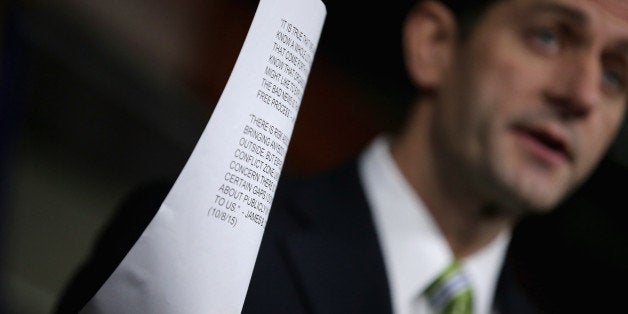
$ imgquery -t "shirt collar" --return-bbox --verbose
[359,135,511,314]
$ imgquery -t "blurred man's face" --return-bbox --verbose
[434,0,628,212]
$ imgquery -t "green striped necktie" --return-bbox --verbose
[424,261,473,314]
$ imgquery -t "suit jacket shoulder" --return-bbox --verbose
[55,159,541,313]
[243,160,393,314]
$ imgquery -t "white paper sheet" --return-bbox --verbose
[81,0,326,312]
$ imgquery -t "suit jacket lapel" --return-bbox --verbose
[279,160,541,314]
[282,161,393,314]
[493,258,541,314]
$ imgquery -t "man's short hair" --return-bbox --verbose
[439,0,501,37]
[319,0,502,128]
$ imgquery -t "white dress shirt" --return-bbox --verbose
[359,136,511,314]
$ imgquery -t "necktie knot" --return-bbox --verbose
[424,261,473,314]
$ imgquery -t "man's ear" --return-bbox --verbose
[403,0,458,91]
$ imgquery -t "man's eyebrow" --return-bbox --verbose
[525,2,589,25]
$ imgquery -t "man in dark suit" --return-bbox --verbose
[56,0,628,313]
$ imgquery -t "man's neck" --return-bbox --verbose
[391,100,516,259]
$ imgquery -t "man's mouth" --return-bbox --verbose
[512,124,573,165]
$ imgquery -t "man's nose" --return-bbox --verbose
[545,54,600,119]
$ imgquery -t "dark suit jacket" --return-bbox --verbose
[55,160,539,313]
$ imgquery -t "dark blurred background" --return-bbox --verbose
[1,0,626,313]
[1,0,385,312]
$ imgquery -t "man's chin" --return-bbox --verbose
[487,177,569,217]
[498,163,574,214]
[510,187,568,215]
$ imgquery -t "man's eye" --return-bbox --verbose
[602,69,625,92]
[533,29,560,49]
[526,27,562,54]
